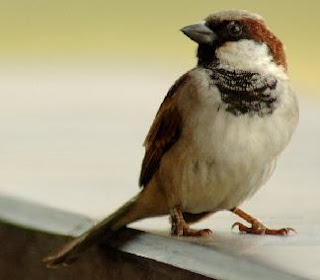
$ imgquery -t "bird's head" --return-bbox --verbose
[181,10,287,74]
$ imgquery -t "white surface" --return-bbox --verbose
[0,65,319,279]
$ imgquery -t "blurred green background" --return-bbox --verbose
[0,0,319,92]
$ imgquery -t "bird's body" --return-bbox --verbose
[159,66,297,214]
[44,10,299,267]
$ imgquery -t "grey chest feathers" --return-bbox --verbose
[209,66,278,117]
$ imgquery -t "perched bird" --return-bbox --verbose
[44,10,299,267]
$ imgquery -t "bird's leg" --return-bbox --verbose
[170,206,212,237]
[231,208,295,235]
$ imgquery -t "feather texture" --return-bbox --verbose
[139,74,189,187]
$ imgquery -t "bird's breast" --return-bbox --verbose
[163,70,298,213]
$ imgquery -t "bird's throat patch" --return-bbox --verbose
[210,67,278,117]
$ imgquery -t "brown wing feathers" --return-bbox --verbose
[139,74,189,187]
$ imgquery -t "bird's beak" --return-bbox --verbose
[181,22,216,45]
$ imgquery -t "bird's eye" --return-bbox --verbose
[227,22,243,37]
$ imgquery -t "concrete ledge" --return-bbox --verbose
[0,223,211,280]
[0,194,307,280]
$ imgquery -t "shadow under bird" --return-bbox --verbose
[44,10,299,267]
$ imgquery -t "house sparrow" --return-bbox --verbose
[44,10,299,267]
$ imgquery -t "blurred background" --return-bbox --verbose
[0,0,320,90]
[0,0,319,218]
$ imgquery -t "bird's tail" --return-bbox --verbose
[43,187,166,267]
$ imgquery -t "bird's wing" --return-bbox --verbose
[139,73,190,187]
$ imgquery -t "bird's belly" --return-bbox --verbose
[180,156,275,213]
[164,109,290,213]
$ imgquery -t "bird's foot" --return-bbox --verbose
[231,208,296,236]
[171,206,212,237]
[232,221,295,235]
[172,223,212,237]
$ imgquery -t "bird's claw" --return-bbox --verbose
[172,224,212,237]
[232,221,296,236]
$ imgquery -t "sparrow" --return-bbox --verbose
[44,10,299,267]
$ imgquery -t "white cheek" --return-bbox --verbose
[215,40,287,79]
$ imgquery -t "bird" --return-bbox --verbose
[44,9,299,267]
